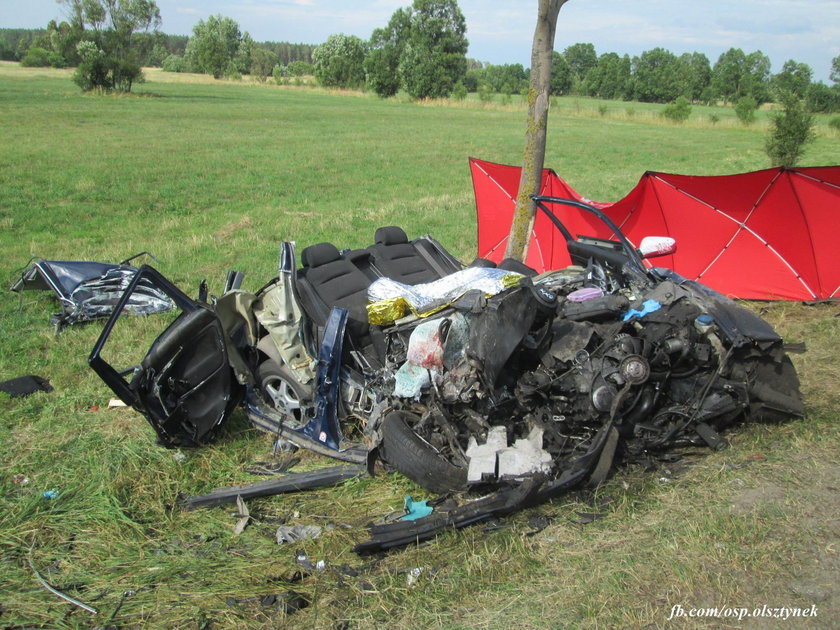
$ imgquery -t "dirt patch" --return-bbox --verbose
[735,460,839,628]
[729,482,788,513]
[214,216,253,241]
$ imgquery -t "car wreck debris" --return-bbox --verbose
[11,254,173,330]
[180,465,366,509]
[88,199,804,551]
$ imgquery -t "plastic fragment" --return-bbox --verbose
[466,426,508,482]
[401,496,434,521]
[233,495,251,535]
[42,489,58,500]
[13,474,29,486]
[406,567,424,587]
[567,287,604,302]
[27,546,97,614]
[622,298,662,321]
[276,524,323,545]
[392,362,431,399]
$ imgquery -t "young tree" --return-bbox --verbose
[364,8,410,97]
[61,0,161,92]
[831,54,840,84]
[313,34,368,88]
[765,93,816,167]
[505,0,569,261]
[549,51,573,95]
[562,42,596,82]
[734,95,758,124]
[583,52,631,100]
[772,59,813,99]
[661,96,691,123]
[186,15,245,79]
[632,47,682,103]
[398,0,468,99]
[250,46,278,82]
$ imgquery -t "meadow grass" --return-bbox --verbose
[1,63,838,628]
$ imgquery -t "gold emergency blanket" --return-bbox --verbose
[367,267,523,325]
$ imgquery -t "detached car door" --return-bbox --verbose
[89,265,241,446]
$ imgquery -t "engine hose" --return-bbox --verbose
[620,386,656,426]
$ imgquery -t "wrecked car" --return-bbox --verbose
[88,196,804,550]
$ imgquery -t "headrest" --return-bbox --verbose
[301,242,341,268]
[374,226,408,246]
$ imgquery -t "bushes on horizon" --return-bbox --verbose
[661,96,691,122]
[828,117,840,132]
[161,53,188,72]
[20,46,51,67]
[451,81,467,100]
[249,46,278,81]
[765,93,816,167]
[313,33,367,88]
[734,95,758,124]
[287,61,313,76]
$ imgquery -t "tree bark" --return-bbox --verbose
[504,0,568,261]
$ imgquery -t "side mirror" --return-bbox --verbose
[638,236,676,259]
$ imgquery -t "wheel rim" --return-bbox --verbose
[263,376,305,427]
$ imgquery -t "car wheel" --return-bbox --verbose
[257,360,312,429]
[381,410,468,494]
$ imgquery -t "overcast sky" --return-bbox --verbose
[2,0,838,82]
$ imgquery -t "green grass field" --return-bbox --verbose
[1,62,839,628]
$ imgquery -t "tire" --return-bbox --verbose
[381,410,468,494]
[257,360,312,429]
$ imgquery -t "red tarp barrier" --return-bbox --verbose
[471,157,840,301]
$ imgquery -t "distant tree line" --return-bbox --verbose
[5,0,840,112]
[0,21,315,83]
[149,14,315,81]
[546,43,840,114]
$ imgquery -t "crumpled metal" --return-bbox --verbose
[367,268,523,325]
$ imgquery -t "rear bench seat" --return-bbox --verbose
[293,227,533,354]
[367,226,461,284]
[295,242,372,340]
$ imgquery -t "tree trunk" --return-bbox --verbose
[504,0,568,261]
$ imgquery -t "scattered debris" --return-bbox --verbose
[574,511,607,525]
[232,496,251,535]
[226,591,309,615]
[276,525,322,545]
[107,398,127,408]
[27,546,97,615]
[13,474,29,486]
[181,465,366,510]
[11,254,173,330]
[406,567,424,587]
[42,489,58,500]
[244,454,301,476]
[0,375,53,398]
[401,496,434,521]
